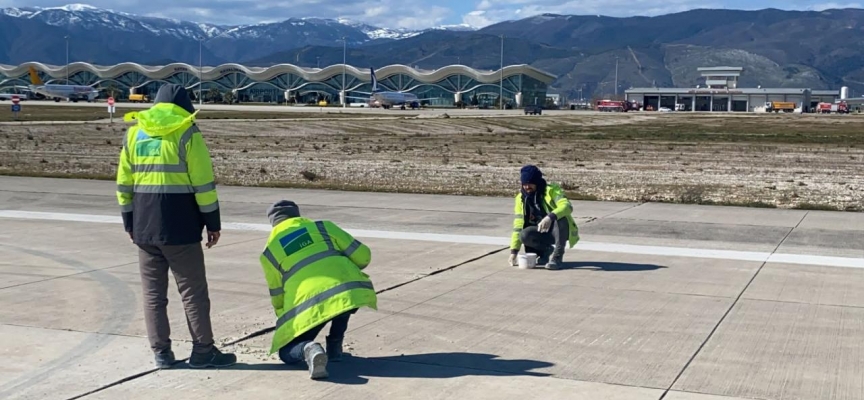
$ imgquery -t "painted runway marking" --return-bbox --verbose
[1,210,862,269]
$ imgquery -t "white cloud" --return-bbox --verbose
[461,0,715,28]
[806,2,862,10]
[462,9,516,27]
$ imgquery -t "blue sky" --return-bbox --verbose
[4,1,862,29]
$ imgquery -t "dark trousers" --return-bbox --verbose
[138,243,215,355]
[519,217,569,259]
[278,309,355,364]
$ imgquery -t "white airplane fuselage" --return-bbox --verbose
[30,84,99,102]
[369,91,419,109]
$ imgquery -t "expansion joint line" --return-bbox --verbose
[63,245,508,400]
[657,211,809,400]
[222,246,510,346]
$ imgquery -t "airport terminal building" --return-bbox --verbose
[0,62,556,107]
[625,67,842,112]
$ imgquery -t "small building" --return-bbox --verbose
[625,66,841,112]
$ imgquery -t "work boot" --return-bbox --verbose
[546,246,564,270]
[304,342,329,379]
[188,346,237,369]
[154,349,176,369]
[325,336,344,362]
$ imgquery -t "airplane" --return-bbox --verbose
[26,66,99,102]
[347,67,440,110]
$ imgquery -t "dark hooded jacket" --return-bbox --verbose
[119,83,221,245]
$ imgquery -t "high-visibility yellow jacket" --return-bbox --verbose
[259,216,377,355]
[115,103,220,245]
[510,182,580,251]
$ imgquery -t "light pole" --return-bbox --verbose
[197,31,234,105]
[342,36,347,108]
[614,56,619,99]
[198,38,203,105]
[499,34,504,110]
[65,35,69,84]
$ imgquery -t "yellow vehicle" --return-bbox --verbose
[129,93,149,103]
[765,101,796,113]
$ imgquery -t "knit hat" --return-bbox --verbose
[520,165,543,185]
[267,200,301,226]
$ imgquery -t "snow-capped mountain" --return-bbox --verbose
[2,4,225,40]
[1,4,474,43]
[0,3,477,65]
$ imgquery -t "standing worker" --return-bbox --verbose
[115,83,236,369]
[260,200,377,379]
[508,165,580,270]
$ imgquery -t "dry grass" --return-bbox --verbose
[1,111,862,211]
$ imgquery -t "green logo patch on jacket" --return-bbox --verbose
[135,138,162,157]
[279,227,314,256]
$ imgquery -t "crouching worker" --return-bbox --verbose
[259,200,377,379]
[508,165,580,270]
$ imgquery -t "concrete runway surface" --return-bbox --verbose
[1,175,863,400]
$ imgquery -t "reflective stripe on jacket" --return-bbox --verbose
[510,182,580,250]
[259,216,377,355]
[115,103,220,245]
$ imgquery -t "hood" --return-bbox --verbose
[154,83,195,114]
[125,84,198,136]
[267,200,301,227]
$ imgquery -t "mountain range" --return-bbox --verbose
[2,4,863,99]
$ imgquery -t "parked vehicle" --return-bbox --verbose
[524,105,543,115]
[765,101,796,113]
[128,93,149,103]
[595,99,639,112]
[0,93,27,101]
[816,101,849,114]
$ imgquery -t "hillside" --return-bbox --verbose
[247,31,574,72]
[1,5,863,98]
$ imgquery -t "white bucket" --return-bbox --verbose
[517,253,537,269]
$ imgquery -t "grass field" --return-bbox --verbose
[0,104,387,122]
[1,111,862,211]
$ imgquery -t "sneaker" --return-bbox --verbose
[154,349,176,369]
[326,336,343,362]
[188,346,237,369]
[304,342,329,379]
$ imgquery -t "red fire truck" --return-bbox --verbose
[595,99,639,112]
[816,101,849,114]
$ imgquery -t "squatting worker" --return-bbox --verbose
[508,165,580,270]
[115,83,236,369]
[260,200,377,380]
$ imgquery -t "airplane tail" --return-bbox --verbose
[28,66,43,85]
[370,67,378,93]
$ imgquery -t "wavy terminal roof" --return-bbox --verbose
[0,62,558,84]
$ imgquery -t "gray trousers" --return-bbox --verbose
[519,217,569,259]
[138,243,215,354]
